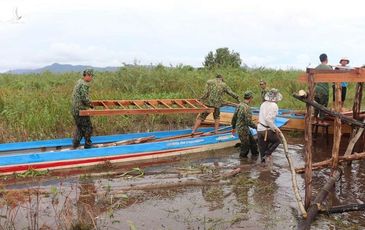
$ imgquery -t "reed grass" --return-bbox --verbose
[0,66,361,142]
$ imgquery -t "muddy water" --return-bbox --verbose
[0,135,364,229]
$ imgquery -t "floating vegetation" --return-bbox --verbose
[15,168,49,178]
[119,167,144,179]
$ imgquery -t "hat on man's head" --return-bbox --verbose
[243,90,253,99]
[264,88,283,102]
[216,74,223,78]
[259,80,266,84]
[83,69,94,76]
[339,57,350,64]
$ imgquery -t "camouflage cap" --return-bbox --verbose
[243,90,253,99]
[83,69,94,76]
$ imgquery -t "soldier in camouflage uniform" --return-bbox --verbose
[71,69,94,149]
[259,80,269,103]
[192,74,239,134]
[314,53,331,125]
[231,91,258,158]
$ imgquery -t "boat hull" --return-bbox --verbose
[0,118,288,175]
[0,139,238,175]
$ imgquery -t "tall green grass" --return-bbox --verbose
[0,66,361,142]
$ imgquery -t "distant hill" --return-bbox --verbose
[6,63,120,74]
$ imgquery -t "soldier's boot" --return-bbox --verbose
[250,136,259,156]
[72,133,81,149]
[239,147,249,158]
[251,146,259,156]
[72,142,80,149]
[84,134,93,149]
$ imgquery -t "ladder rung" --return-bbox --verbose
[184,100,197,108]
[116,101,125,108]
[158,100,171,108]
[193,99,207,108]
[172,100,185,108]
[145,101,156,109]
[101,102,109,109]
[81,99,214,116]
[131,101,142,109]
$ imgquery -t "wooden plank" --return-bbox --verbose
[304,73,314,210]
[344,127,364,157]
[331,83,342,173]
[320,203,365,214]
[296,152,365,173]
[298,171,341,230]
[298,68,365,83]
[81,99,215,116]
[149,132,203,142]
[80,108,214,116]
[293,94,365,128]
[353,83,363,120]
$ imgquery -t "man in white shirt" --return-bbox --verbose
[257,88,283,163]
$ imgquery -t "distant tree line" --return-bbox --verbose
[203,47,242,69]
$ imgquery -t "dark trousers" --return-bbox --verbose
[73,114,93,148]
[257,130,281,159]
[332,85,347,102]
[314,94,328,119]
[239,132,258,157]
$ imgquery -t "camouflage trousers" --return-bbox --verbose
[72,114,93,148]
[238,129,258,157]
[314,93,329,119]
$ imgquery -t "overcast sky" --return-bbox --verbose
[1,0,365,72]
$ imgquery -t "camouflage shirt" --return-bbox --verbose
[72,79,92,116]
[260,88,269,102]
[231,102,257,134]
[200,78,239,108]
[314,64,332,96]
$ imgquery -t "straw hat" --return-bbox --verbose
[339,57,350,64]
[264,88,283,102]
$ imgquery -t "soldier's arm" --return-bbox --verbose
[231,107,239,129]
[224,85,239,102]
[200,83,210,100]
[79,84,92,107]
[247,111,257,129]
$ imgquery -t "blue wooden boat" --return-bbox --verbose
[218,106,307,132]
[0,118,288,175]
[212,106,355,134]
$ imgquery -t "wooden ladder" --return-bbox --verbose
[79,99,213,116]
